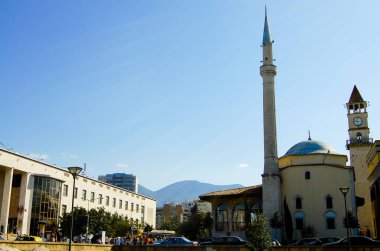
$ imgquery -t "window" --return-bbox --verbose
[357,132,362,142]
[250,203,262,221]
[99,194,103,204]
[136,204,139,212]
[90,192,95,202]
[305,171,311,180]
[82,190,87,200]
[113,198,116,207]
[125,201,129,210]
[74,187,78,199]
[216,203,228,231]
[233,203,245,231]
[131,203,134,211]
[119,200,122,209]
[326,195,333,209]
[296,197,302,209]
[62,205,67,215]
[294,211,304,230]
[106,196,110,206]
[325,211,336,229]
[63,185,68,196]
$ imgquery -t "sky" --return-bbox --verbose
[1,1,380,191]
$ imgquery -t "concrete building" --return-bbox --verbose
[0,148,156,236]
[366,140,380,239]
[279,139,355,240]
[98,173,138,193]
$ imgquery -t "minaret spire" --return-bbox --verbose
[263,6,272,45]
[260,7,281,239]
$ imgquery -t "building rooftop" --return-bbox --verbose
[199,185,262,200]
[283,139,338,156]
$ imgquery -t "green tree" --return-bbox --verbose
[343,210,359,230]
[161,215,180,231]
[245,213,272,251]
[144,224,153,233]
[60,207,88,237]
[283,197,293,241]
[176,205,213,240]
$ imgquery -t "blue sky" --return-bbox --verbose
[1,1,379,191]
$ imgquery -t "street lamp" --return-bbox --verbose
[68,166,82,251]
[340,187,351,251]
[83,196,101,243]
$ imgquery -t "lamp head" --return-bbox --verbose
[67,166,82,177]
[340,187,349,196]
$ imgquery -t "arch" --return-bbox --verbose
[294,211,304,230]
[250,203,262,222]
[357,132,362,142]
[216,203,228,231]
[295,197,302,209]
[326,195,333,209]
[305,171,311,180]
[324,211,336,229]
[233,203,245,231]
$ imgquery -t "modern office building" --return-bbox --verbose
[0,148,156,236]
[98,173,138,193]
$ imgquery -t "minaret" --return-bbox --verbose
[260,8,282,231]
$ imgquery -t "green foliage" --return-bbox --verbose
[245,213,272,251]
[269,212,283,229]
[60,207,133,238]
[161,215,180,231]
[176,205,213,240]
[144,224,153,233]
[342,210,359,229]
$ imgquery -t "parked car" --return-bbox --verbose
[154,237,198,246]
[200,236,250,246]
[323,236,380,247]
[272,239,281,246]
[307,237,340,246]
[16,235,43,242]
[291,238,318,246]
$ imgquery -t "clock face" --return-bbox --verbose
[353,117,363,126]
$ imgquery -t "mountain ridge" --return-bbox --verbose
[138,180,244,207]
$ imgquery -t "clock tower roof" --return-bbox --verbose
[348,85,364,103]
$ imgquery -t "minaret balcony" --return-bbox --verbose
[346,138,373,149]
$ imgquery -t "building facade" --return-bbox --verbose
[98,173,138,193]
[366,140,380,239]
[279,139,355,240]
[0,149,156,236]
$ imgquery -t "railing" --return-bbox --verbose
[346,138,373,149]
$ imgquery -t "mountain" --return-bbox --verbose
[138,180,243,207]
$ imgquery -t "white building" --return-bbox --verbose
[0,148,156,236]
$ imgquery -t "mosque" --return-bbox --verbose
[200,10,378,241]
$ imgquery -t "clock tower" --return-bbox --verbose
[346,85,374,236]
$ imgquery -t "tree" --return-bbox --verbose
[161,215,180,231]
[283,197,293,241]
[176,205,213,240]
[60,207,87,237]
[245,213,272,251]
[343,210,359,230]
[144,224,153,233]
[270,212,283,240]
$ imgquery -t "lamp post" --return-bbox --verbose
[68,166,82,251]
[340,187,351,251]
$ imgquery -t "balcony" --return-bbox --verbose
[346,138,373,149]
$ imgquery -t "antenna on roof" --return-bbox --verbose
[83,163,87,176]
[308,130,312,140]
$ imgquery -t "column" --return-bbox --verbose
[0,167,14,234]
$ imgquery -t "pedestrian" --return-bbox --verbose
[0,232,3,240]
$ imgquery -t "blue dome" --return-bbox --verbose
[284,140,338,156]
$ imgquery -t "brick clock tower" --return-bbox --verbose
[346,85,374,236]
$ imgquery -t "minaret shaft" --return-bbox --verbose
[260,9,282,236]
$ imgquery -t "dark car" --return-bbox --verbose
[307,237,340,246]
[291,238,318,246]
[154,237,198,246]
[200,236,250,246]
[323,236,380,247]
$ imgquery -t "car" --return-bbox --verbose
[307,237,340,246]
[154,237,198,246]
[291,238,318,246]
[15,235,43,242]
[199,236,250,246]
[323,236,380,247]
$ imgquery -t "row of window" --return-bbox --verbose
[294,211,337,230]
[295,195,334,210]
[63,184,143,212]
